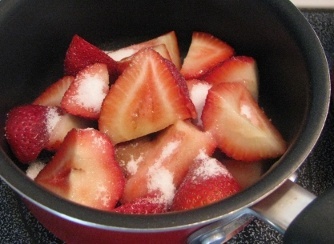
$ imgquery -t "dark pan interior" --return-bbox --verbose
[0,0,329,230]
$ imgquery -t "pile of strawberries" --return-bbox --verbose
[4,31,287,214]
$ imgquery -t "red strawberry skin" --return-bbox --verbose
[5,105,60,163]
[35,128,125,211]
[113,192,167,214]
[171,154,241,211]
[64,35,119,81]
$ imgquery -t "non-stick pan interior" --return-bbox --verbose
[0,0,329,230]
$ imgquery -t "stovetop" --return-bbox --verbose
[0,8,333,244]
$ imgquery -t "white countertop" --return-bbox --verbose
[290,0,334,9]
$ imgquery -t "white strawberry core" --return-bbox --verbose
[73,73,108,112]
[147,140,180,205]
[193,150,231,182]
[46,107,62,134]
[189,82,212,126]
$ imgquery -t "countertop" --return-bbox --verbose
[0,9,333,244]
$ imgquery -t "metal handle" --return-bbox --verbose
[188,179,316,243]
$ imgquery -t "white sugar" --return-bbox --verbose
[46,107,61,134]
[189,82,212,126]
[26,161,46,180]
[73,73,108,112]
[126,154,144,175]
[146,140,181,205]
[193,150,231,182]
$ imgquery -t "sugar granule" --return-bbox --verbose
[189,82,212,126]
[127,154,144,175]
[46,107,61,134]
[73,73,108,112]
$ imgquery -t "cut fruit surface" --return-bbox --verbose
[202,82,287,161]
[99,48,196,144]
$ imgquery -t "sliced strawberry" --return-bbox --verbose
[121,120,217,204]
[35,128,125,211]
[202,83,287,161]
[46,113,95,151]
[61,63,109,120]
[203,56,259,100]
[116,44,173,73]
[113,191,168,214]
[99,48,196,144]
[115,135,155,177]
[180,32,234,80]
[33,76,74,106]
[171,152,241,211]
[5,105,62,163]
[64,35,119,81]
[106,31,181,69]
[186,79,212,127]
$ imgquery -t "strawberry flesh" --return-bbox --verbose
[35,128,125,211]
[171,152,241,211]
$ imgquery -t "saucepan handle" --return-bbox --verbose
[188,179,333,243]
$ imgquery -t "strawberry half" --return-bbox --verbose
[33,76,74,106]
[171,152,241,211]
[35,128,125,211]
[106,31,181,69]
[99,48,196,144]
[121,120,217,204]
[61,63,109,119]
[5,105,62,163]
[180,32,234,80]
[64,35,119,81]
[203,56,259,100]
[113,192,168,214]
[202,83,287,161]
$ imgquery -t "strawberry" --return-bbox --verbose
[106,31,181,69]
[61,63,109,120]
[64,35,119,81]
[116,44,173,73]
[113,191,168,214]
[46,113,95,151]
[5,105,62,163]
[35,128,125,211]
[121,120,217,204]
[171,152,241,211]
[203,56,259,100]
[115,135,155,177]
[202,83,287,161]
[33,76,74,106]
[99,48,196,144]
[180,32,234,80]
[186,79,212,127]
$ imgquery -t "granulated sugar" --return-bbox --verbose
[193,150,231,182]
[146,140,181,204]
[46,107,62,134]
[73,72,108,112]
[126,154,144,175]
[189,82,212,126]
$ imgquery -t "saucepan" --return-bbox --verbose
[0,0,331,243]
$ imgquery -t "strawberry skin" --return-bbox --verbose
[180,32,234,80]
[121,120,217,204]
[203,56,259,100]
[33,76,74,106]
[5,105,62,163]
[61,63,109,119]
[171,152,241,211]
[35,128,125,211]
[113,192,167,214]
[202,83,287,161]
[64,35,119,81]
[99,48,196,144]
